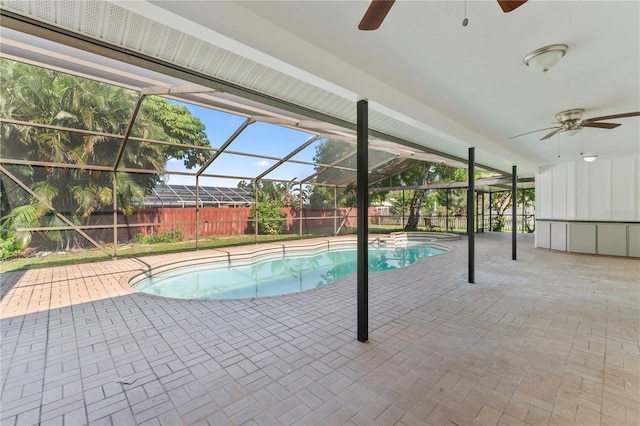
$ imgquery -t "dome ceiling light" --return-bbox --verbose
[523,44,569,73]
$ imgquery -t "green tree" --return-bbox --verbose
[374,163,462,231]
[0,59,211,250]
[387,190,411,215]
[488,188,535,232]
[292,184,311,207]
[238,180,301,235]
[401,163,457,231]
[489,192,511,231]
[247,202,287,235]
[519,188,536,232]
[238,180,298,208]
[436,188,467,217]
[307,139,477,231]
[308,139,355,208]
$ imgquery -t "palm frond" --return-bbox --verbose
[43,214,66,242]
[72,185,98,217]
[32,181,58,215]
[54,110,75,121]
[98,187,113,206]
[1,204,39,249]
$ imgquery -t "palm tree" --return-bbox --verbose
[0,59,211,250]
[292,184,311,207]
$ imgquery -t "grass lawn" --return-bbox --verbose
[0,225,459,273]
[2,231,366,272]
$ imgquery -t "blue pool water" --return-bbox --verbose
[133,243,445,300]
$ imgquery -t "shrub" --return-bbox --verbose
[491,216,505,232]
[135,228,183,244]
[0,236,22,259]
[248,203,287,235]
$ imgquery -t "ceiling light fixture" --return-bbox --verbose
[523,44,569,72]
[582,155,598,163]
[563,128,581,137]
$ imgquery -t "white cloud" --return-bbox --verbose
[256,159,269,167]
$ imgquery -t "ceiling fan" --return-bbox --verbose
[511,109,640,141]
[358,0,527,30]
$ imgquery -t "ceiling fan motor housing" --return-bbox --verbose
[556,108,584,123]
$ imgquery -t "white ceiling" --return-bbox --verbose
[143,0,640,176]
[2,0,639,177]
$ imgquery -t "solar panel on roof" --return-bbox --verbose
[141,184,254,207]
[198,187,218,202]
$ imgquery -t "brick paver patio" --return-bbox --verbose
[1,233,638,425]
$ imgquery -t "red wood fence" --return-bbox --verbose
[93,207,375,242]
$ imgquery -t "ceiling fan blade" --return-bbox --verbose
[497,0,527,13]
[510,126,561,139]
[582,111,640,123]
[582,122,621,129]
[540,127,563,141]
[358,0,396,30]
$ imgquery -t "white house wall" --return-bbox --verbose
[535,156,640,257]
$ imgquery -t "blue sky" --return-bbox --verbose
[164,100,319,187]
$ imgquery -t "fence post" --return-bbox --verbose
[402,189,405,229]
[334,186,337,235]
[254,181,259,244]
[196,175,200,250]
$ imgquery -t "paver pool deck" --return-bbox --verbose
[1,233,638,425]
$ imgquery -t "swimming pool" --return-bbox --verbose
[130,238,447,300]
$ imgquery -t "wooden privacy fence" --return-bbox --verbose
[89,207,375,243]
